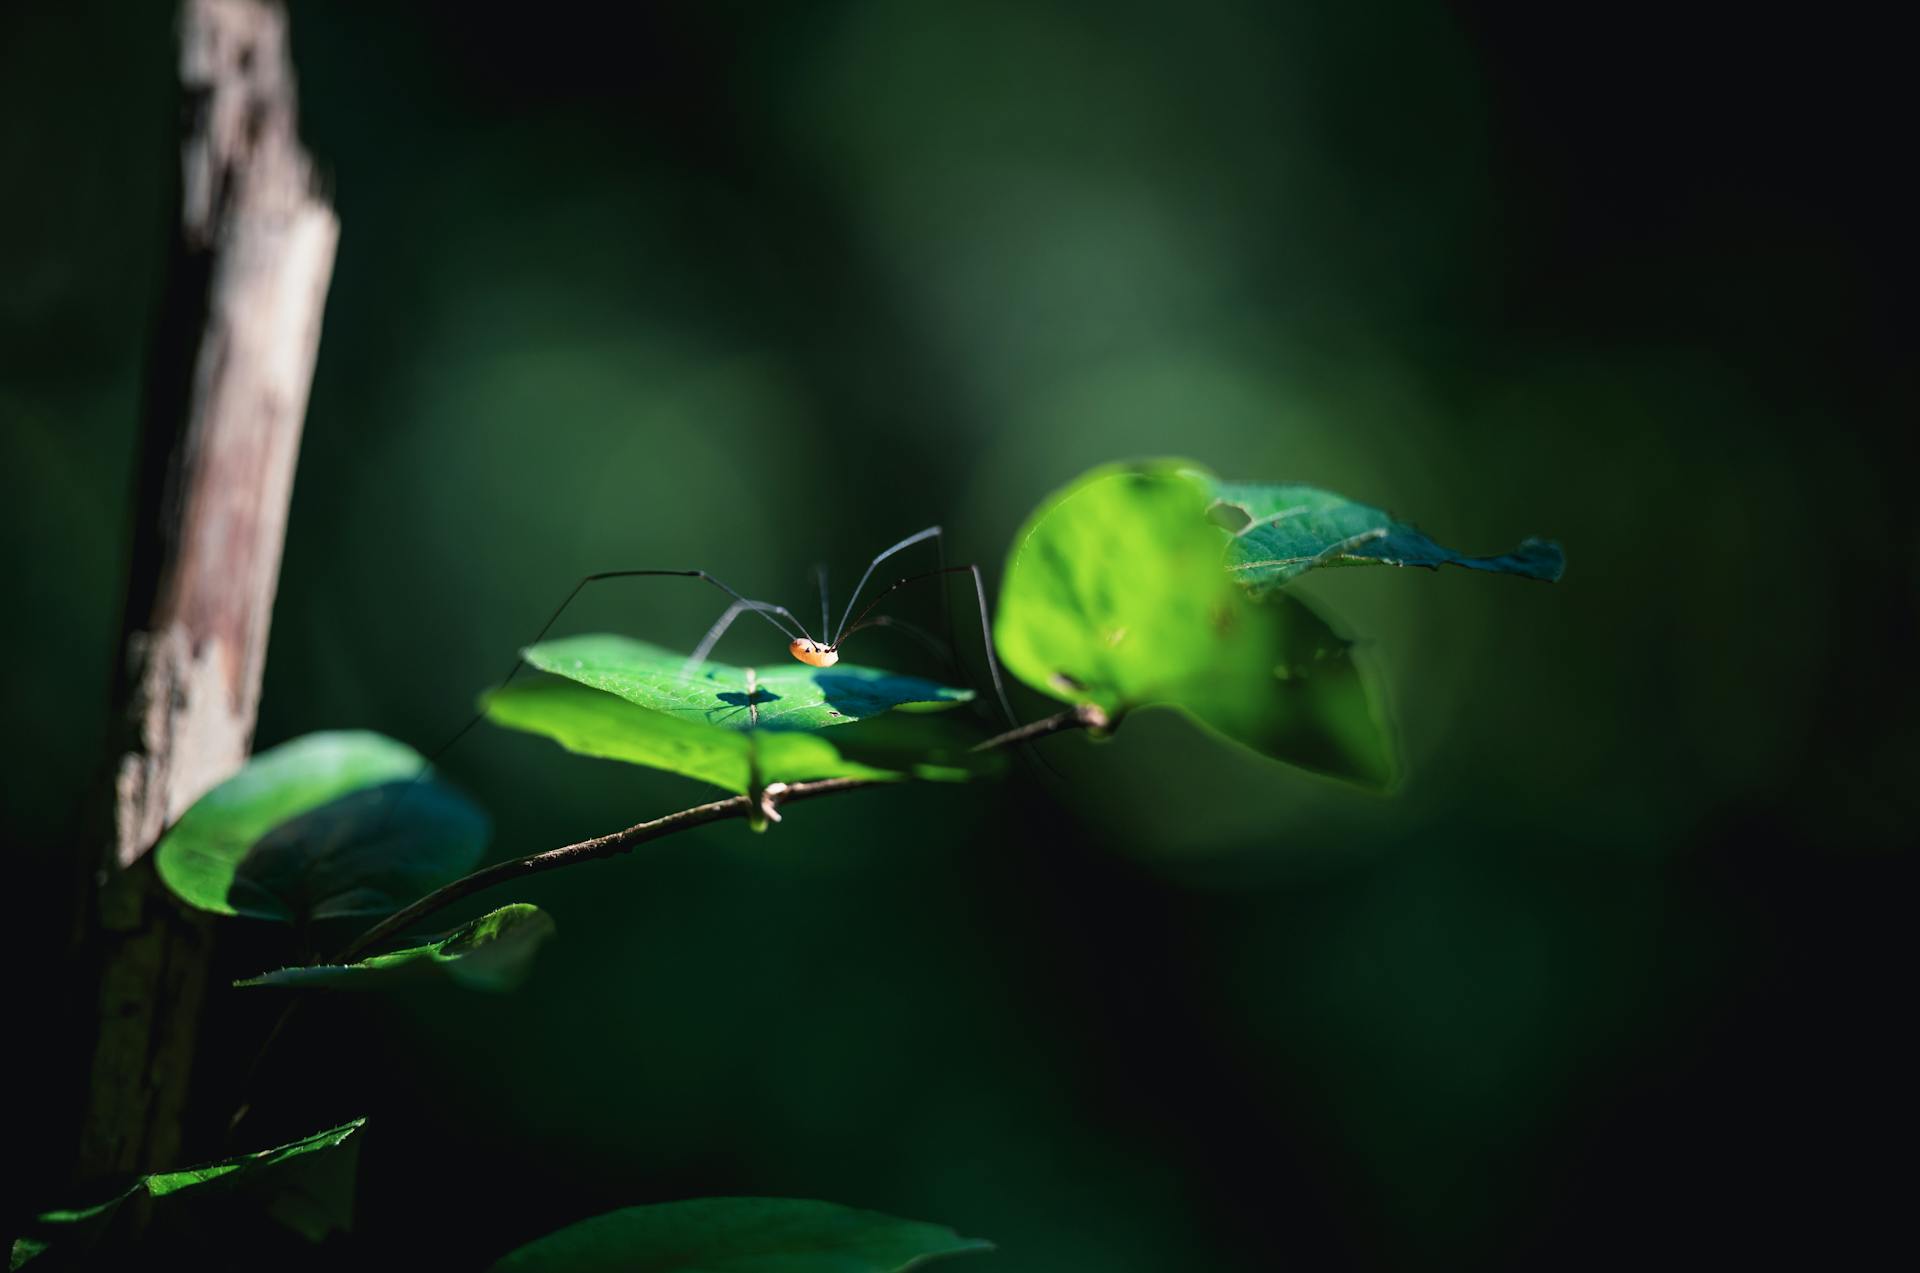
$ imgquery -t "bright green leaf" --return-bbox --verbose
[235,903,556,993]
[486,676,879,791]
[996,461,1236,717]
[1201,476,1565,593]
[488,1197,993,1273]
[155,731,489,922]
[523,634,972,731]
[483,677,994,793]
[11,1119,364,1268]
[996,461,1392,785]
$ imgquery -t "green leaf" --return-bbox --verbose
[1171,588,1394,787]
[236,903,556,993]
[12,1119,364,1268]
[484,677,984,793]
[1201,476,1565,593]
[155,731,490,922]
[996,461,1392,785]
[523,634,973,731]
[488,637,997,793]
[488,1197,993,1273]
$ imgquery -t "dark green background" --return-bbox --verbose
[4,2,1909,1268]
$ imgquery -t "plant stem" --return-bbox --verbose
[335,703,1104,963]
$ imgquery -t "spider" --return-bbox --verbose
[456,527,1017,748]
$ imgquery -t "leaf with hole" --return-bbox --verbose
[995,461,1392,785]
[1200,476,1564,593]
[488,1196,993,1273]
[155,731,490,923]
[11,1119,364,1267]
[236,903,556,993]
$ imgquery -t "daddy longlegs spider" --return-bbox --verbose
[427,526,1022,771]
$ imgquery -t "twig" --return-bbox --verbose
[335,704,1102,963]
[973,701,1108,752]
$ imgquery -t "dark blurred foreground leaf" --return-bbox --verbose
[488,1197,993,1273]
[10,1119,364,1269]
[156,731,489,922]
[1202,475,1564,592]
[236,904,555,993]
[995,462,1393,786]
[486,647,997,793]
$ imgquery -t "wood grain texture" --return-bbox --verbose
[73,0,337,1184]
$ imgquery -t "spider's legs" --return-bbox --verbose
[839,563,1019,736]
[834,526,944,646]
[423,568,802,771]
[684,597,812,673]
[847,613,953,664]
[815,564,831,643]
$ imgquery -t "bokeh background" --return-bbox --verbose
[4,1,1910,1268]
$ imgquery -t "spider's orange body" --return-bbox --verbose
[789,637,840,668]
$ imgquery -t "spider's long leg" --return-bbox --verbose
[815,564,831,643]
[840,564,1019,735]
[834,525,943,645]
[841,613,954,664]
[424,568,804,772]
[685,597,810,673]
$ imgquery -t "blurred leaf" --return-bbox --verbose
[996,461,1232,717]
[484,677,969,793]
[155,731,489,923]
[1201,476,1564,593]
[236,904,556,993]
[996,461,1391,785]
[11,1119,364,1268]
[524,634,973,730]
[488,1197,993,1273]
[1174,588,1394,788]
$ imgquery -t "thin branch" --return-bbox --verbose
[334,704,1103,963]
[974,701,1108,751]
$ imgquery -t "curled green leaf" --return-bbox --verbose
[11,1119,364,1266]
[155,732,489,922]
[235,904,556,993]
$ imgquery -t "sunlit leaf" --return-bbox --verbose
[488,1197,993,1273]
[1201,476,1564,593]
[995,461,1392,785]
[483,677,992,794]
[155,732,489,923]
[236,903,555,993]
[523,635,973,731]
[11,1119,364,1267]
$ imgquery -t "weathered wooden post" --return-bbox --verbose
[71,0,336,1184]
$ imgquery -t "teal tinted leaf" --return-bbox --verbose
[485,677,931,793]
[524,635,972,731]
[236,904,556,993]
[996,461,1391,785]
[488,1197,993,1273]
[12,1119,364,1267]
[155,731,489,922]
[1202,478,1564,593]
